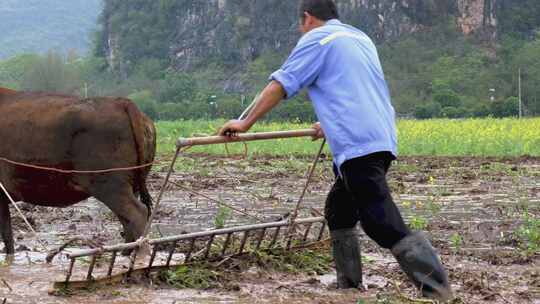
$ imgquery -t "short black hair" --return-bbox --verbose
[299,0,339,21]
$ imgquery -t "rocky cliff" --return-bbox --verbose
[99,0,500,73]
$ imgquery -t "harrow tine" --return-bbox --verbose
[185,239,196,263]
[204,235,215,259]
[302,223,313,244]
[238,230,250,254]
[317,222,327,241]
[127,250,138,277]
[65,258,75,283]
[166,241,178,267]
[286,229,294,251]
[255,228,266,251]
[107,251,117,278]
[221,233,233,257]
[148,246,158,268]
[86,255,97,281]
[269,227,281,248]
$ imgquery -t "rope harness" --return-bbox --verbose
[0,157,154,174]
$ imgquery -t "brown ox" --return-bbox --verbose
[0,87,156,254]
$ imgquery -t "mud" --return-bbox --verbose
[0,155,539,303]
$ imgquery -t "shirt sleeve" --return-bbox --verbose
[269,37,326,99]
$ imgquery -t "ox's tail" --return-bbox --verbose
[124,100,157,216]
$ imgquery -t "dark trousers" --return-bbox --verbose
[324,152,410,249]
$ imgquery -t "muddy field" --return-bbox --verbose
[0,155,539,304]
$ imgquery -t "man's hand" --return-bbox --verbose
[217,81,286,137]
[218,119,251,137]
[312,122,325,141]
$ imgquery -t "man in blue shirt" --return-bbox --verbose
[219,0,451,301]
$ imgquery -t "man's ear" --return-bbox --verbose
[301,12,309,25]
[304,12,313,24]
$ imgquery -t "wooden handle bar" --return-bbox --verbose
[176,129,318,148]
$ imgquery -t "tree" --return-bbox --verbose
[491,97,519,117]
[0,54,39,89]
[433,88,462,108]
[511,36,540,116]
[158,72,197,103]
[441,106,466,118]
[21,51,81,94]
[135,58,166,80]
[414,102,441,119]
[497,0,540,38]
[128,90,159,120]
[471,103,491,117]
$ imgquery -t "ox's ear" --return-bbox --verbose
[0,87,18,96]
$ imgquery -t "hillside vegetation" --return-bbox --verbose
[0,0,539,120]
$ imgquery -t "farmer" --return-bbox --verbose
[219,0,452,301]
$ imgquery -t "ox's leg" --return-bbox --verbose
[0,199,14,255]
[91,179,149,245]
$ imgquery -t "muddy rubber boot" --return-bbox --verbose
[391,232,453,302]
[330,228,363,289]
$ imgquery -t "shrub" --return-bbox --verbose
[491,97,519,117]
[158,72,197,104]
[414,102,442,119]
[441,106,467,118]
[434,88,462,108]
[471,103,491,117]
[128,90,159,120]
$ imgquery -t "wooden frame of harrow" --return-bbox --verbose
[54,129,328,290]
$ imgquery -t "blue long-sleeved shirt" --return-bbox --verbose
[270,19,397,172]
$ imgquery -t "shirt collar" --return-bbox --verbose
[325,19,342,26]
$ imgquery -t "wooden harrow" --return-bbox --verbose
[53,129,328,290]
[54,217,327,290]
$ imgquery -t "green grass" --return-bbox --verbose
[409,215,429,231]
[248,247,333,275]
[517,210,540,255]
[158,247,333,290]
[159,263,221,289]
[214,206,232,229]
[156,118,540,157]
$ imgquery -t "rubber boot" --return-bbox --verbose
[391,232,453,302]
[330,228,363,289]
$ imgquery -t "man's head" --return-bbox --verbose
[299,0,339,33]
